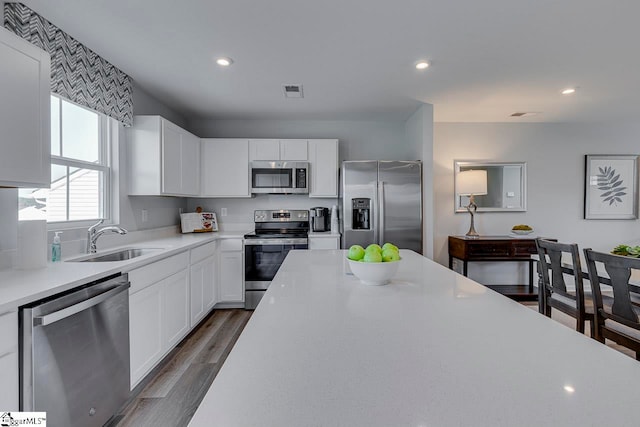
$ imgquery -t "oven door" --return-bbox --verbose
[244,238,308,291]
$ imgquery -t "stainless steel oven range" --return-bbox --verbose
[244,209,309,309]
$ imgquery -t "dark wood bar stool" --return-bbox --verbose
[536,239,595,336]
[584,248,640,360]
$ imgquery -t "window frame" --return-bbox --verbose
[44,95,112,227]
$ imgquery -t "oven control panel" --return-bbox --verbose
[254,209,309,222]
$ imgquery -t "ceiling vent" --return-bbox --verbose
[510,112,540,117]
[282,84,304,98]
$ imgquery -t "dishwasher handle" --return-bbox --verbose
[33,282,130,327]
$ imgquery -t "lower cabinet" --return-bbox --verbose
[161,270,190,349]
[128,238,244,388]
[309,234,341,250]
[128,251,190,388]
[218,239,244,303]
[0,310,18,410]
[129,282,163,387]
[190,241,218,327]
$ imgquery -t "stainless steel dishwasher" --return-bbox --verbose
[20,273,130,427]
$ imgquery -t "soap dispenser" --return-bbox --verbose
[52,231,63,262]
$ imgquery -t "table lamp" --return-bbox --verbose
[457,169,488,237]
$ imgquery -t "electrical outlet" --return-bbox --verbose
[221,208,228,217]
[141,209,148,223]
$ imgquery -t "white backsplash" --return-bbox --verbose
[188,194,339,228]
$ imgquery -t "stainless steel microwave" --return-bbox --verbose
[250,161,309,194]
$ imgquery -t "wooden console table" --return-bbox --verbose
[448,235,538,301]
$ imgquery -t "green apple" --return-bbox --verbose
[382,248,400,262]
[365,244,382,254]
[363,250,383,263]
[382,242,398,252]
[347,245,366,261]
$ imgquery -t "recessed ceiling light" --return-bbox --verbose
[216,57,233,67]
[561,87,576,95]
[415,61,430,70]
[510,112,541,117]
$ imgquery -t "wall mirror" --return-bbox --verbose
[454,161,527,212]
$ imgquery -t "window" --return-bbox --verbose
[18,95,110,223]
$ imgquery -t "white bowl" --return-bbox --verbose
[347,258,400,286]
[511,229,534,235]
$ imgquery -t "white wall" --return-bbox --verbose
[405,104,434,257]
[434,122,640,284]
[187,195,338,231]
[133,83,188,129]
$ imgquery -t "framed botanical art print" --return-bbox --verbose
[584,154,639,219]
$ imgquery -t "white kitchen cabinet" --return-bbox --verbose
[162,269,190,349]
[128,251,190,387]
[218,239,244,303]
[128,115,200,196]
[0,27,51,188]
[129,282,163,387]
[0,310,18,410]
[181,131,201,194]
[249,139,308,161]
[308,139,339,198]
[279,139,308,160]
[249,139,279,160]
[200,138,251,198]
[308,234,341,250]
[190,241,218,327]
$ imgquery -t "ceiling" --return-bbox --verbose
[19,0,640,123]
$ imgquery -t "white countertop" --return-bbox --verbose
[0,231,245,313]
[189,249,640,427]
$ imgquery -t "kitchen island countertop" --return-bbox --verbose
[189,249,640,427]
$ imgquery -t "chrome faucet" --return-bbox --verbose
[87,219,128,253]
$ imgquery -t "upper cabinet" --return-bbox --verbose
[249,139,307,161]
[0,27,51,188]
[128,128,337,199]
[309,139,339,198]
[200,139,251,198]
[128,116,200,196]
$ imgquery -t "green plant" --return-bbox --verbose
[611,244,640,257]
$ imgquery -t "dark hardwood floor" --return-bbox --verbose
[109,309,252,427]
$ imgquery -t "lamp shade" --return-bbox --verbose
[457,170,488,196]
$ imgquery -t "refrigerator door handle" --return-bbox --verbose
[378,181,385,245]
[373,180,379,244]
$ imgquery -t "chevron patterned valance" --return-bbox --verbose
[3,3,133,126]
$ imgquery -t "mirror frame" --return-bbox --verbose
[454,161,527,212]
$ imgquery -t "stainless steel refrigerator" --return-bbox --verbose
[341,160,422,254]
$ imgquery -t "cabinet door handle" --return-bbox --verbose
[378,181,385,244]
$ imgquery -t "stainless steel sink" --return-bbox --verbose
[69,248,164,262]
